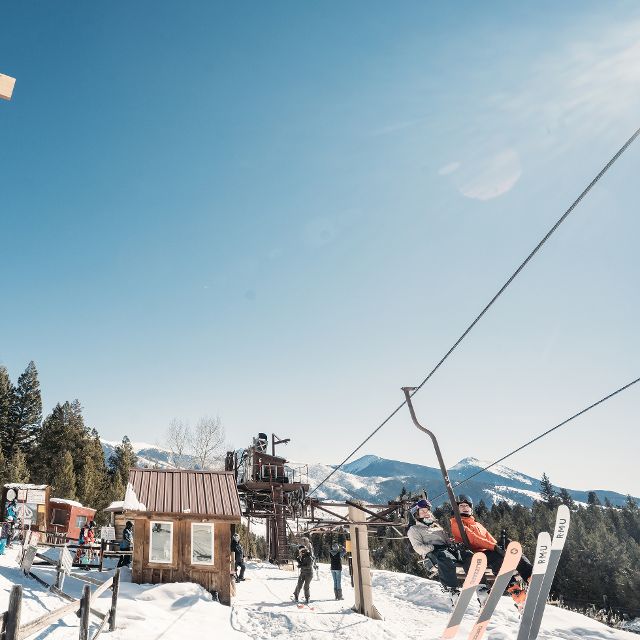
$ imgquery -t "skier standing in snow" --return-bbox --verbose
[407,498,461,603]
[293,544,314,604]
[329,542,346,600]
[449,495,532,606]
[117,521,133,568]
[231,532,246,582]
[300,535,319,580]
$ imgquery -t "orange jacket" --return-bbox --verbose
[450,515,497,552]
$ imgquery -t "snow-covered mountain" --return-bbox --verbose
[100,439,191,469]
[309,455,637,507]
[99,441,636,508]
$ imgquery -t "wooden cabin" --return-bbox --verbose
[2,483,51,532]
[123,468,242,605]
[48,498,96,540]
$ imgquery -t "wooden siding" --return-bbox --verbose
[131,515,235,605]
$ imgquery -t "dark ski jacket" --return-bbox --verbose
[329,547,346,571]
[120,526,133,551]
[231,539,244,563]
[297,549,314,575]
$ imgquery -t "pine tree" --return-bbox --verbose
[7,449,30,483]
[587,491,601,506]
[52,451,77,499]
[0,366,12,458]
[6,361,42,457]
[0,447,8,486]
[108,436,138,486]
[559,488,577,510]
[539,473,559,507]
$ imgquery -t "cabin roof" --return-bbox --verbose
[124,468,242,518]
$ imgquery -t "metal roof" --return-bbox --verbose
[126,468,242,518]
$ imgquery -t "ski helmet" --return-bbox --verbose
[233,533,240,541]
[455,495,473,509]
[410,498,432,516]
[331,543,340,553]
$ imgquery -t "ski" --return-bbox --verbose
[466,541,522,640]
[524,505,571,640]
[296,603,315,611]
[515,531,551,638]
[441,552,487,639]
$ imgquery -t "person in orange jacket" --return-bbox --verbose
[450,495,532,606]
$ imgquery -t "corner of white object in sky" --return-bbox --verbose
[123,483,147,511]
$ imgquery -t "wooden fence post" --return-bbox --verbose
[108,568,120,632]
[5,584,22,640]
[99,539,106,572]
[79,584,90,640]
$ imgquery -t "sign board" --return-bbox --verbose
[100,526,116,541]
[21,545,38,574]
[17,489,46,504]
[61,545,73,575]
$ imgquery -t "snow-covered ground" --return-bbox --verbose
[1,545,637,639]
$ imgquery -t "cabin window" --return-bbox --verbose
[76,515,87,529]
[149,521,173,563]
[191,523,214,565]
[51,509,67,526]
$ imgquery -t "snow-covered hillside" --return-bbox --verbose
[1,545,636,639]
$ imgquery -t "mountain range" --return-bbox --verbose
[100,440,636,508]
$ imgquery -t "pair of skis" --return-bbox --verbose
[517,504,570,640]
[442,541,522,640]
[441,505,570,640]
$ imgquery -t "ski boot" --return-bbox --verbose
[506,577,527,611]
[442,586,461,607]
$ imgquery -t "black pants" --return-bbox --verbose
[294,571,313,600]
[427,547,459,589]
[117,553,131,568]
[462,548,532,584]
[235,560,246,580]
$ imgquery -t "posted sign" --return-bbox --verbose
[100,526,116,541]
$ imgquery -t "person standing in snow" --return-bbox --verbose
[117,521,134,568]
[4,499,18,547]
[449,495,532,606]
[329,542,346,600]
[293,545,314,604]
[407,498,461,603]
[300,536,319,580]
[75,520,96,569]
[231,532,246,582]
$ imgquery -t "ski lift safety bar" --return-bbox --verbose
[402,387,471,549]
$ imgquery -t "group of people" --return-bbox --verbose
[230,530,347,605]
[407,495,531,607]
[73,519,133,569]
[292,540,346,604]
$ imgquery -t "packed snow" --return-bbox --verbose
[1,544,637,639]
[451,458,533,486]
[303,461,389,500]
[49,498,85,508]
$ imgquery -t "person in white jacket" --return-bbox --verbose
[407,498,460,601]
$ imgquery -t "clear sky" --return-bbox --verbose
[2,2,639,496]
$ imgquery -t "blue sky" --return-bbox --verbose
[2,2,639,495]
